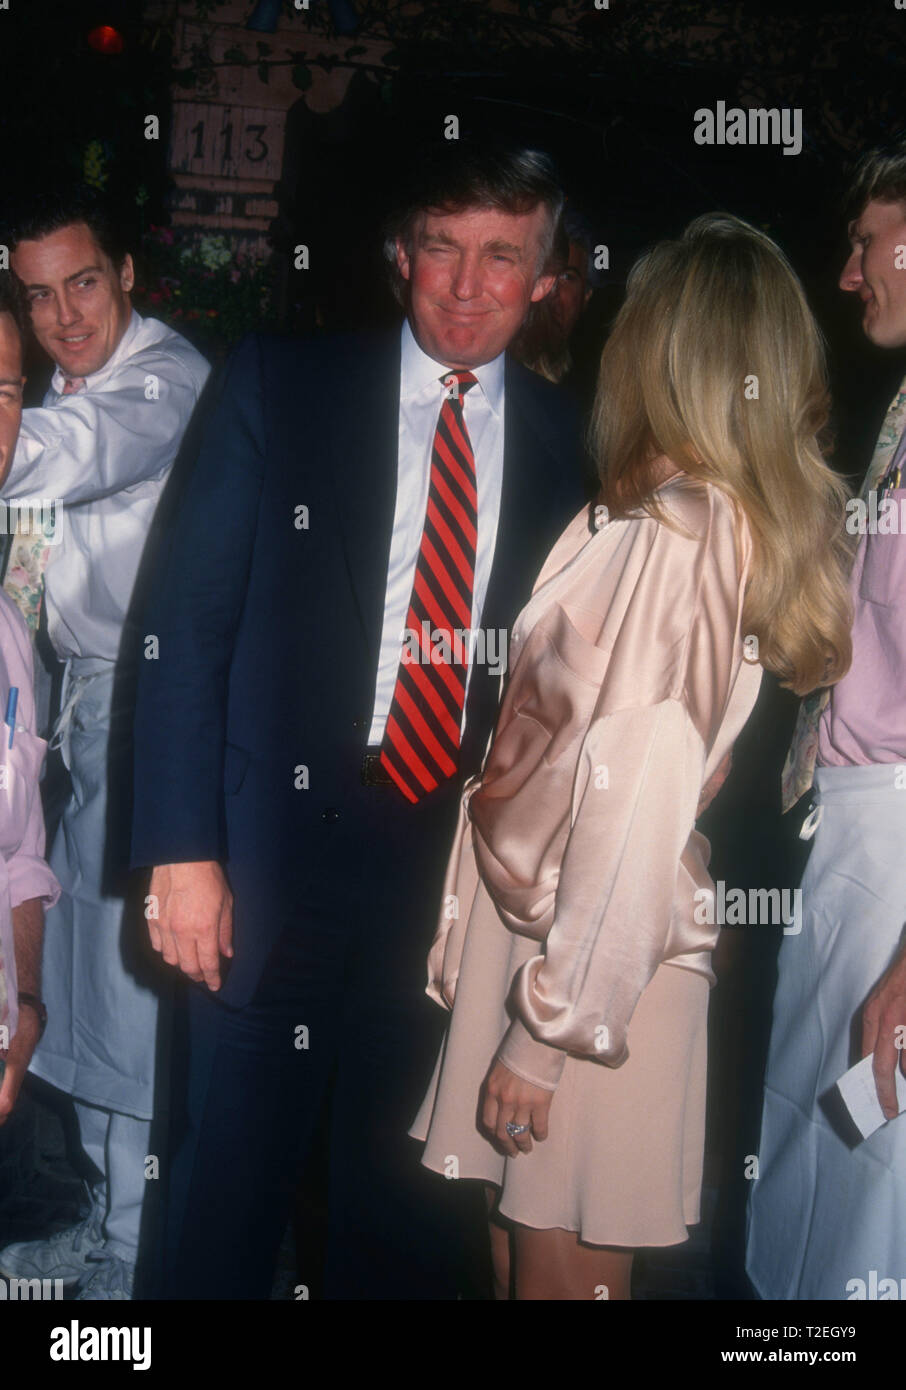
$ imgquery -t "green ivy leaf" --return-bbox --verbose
[291,63,313,89]
[257,60,271,84]
[382,49,403,66]
[345,45,367,58]
[223,46,249,64]
[256,41,272,56]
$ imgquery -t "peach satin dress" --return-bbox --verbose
[410,474,763,1246]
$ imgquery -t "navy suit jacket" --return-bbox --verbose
[131,328,584,1006]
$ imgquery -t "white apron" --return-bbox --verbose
[27,657,158,1120]
[747,763,906,1299]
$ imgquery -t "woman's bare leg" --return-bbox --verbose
[513,1224,633,1300]
[485,1184,511,1300]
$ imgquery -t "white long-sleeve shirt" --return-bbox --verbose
[367,320,505,743]
[4,311,210,661]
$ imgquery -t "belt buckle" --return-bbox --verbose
[361,750,393,788]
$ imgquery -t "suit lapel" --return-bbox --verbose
[460,359,576,772]
[325,330,402,670]
[483,357,559,633]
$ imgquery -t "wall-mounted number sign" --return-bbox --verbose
[171,101,285,182]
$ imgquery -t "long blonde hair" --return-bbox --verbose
[590,212,852,696]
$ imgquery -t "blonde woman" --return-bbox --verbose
[410,213,853,1300]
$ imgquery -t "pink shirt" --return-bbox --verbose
[0,591,61,1043]
[819,475,906,768]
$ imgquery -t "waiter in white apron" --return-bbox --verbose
[0,186,209,1299]
[748,147,906,1300]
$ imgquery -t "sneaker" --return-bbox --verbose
[0,1210,104,1288]
[74,1250,134,1300]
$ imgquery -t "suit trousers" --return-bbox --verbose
[160,890,479,1300]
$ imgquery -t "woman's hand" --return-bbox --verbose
[697,751,732,817]
[480,1058,554,1156]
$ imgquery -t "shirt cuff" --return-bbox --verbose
[8,859,61,912]
[496,1016,567,1092]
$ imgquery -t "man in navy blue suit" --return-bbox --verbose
[131,142,584,1299]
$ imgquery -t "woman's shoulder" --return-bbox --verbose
[658,471,738,527]
[654,473,750,567]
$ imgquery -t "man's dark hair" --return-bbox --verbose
[2,183,131,269]
[844,133,906,224]
[563,206,607,291]
[0,269,29,342]
[382,140,565,305]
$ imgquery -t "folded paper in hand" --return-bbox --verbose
[835,1054,906,1141]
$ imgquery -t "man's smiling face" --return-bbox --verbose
[396,203,556,370]
[840,198,906,349]
[12,221,134,378]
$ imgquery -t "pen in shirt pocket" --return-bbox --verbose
[5,687,18,749]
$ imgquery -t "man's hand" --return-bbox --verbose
[480,1058,554,1157]
[148,861,233,992]
[0,1005,42,1125]
[861,944,906,1119]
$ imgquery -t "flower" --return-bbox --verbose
[138,223,274,345]
[83,139,108,190]
[197,235,233,271]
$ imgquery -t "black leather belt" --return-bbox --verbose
[361,748,394,787]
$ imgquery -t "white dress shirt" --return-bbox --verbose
[368,319,506,744]
[4,311,210,661]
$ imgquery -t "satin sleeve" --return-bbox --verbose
[495,490,749,1090]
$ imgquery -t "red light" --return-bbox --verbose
[87,25,125,55]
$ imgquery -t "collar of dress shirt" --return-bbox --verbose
[50,307,143,396]
[400,318,505,416]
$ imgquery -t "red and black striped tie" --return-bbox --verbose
[380,370,479,802]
